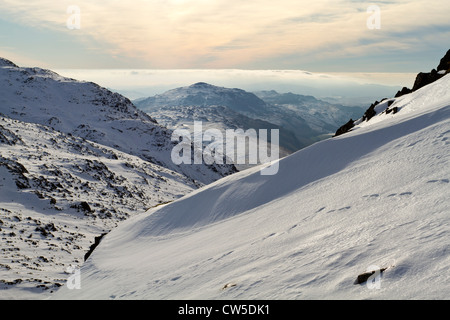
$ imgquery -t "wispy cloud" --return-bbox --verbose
[0,0,449,69]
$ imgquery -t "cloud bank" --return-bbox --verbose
[1,0,449,69]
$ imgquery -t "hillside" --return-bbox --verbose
[53,73,449,299]
[0,58,237,299]
[0,114,197,299]
[0,59,236,185]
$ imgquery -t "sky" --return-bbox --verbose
[0,0,449,98]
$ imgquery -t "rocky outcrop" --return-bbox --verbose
[437,49,450,72]
[334,119,355,137]
[335,49,449,137]
[397,49,450,97]
[411,69,443,92]
[395,87,412,98]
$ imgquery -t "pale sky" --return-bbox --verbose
[0,0,449,72]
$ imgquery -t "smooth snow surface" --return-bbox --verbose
[54,75,450,300]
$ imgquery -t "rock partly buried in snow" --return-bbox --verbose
[354,267,388,285]
[395,87,413,98]
[334,118,355,137]
[84,233,108,262]
[222,283,237,290]
[436,49,450,74]
[395,49,450,98]
[412,69,444,92]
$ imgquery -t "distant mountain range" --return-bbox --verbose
[134,82,365,154]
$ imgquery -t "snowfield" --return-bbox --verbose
[54,75,449,300]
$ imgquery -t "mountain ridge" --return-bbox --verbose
[0,60,237,185]
[135,82,364,155]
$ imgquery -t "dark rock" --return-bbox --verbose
[15,180,30,189]
[395,87,412,98]
[436,49,450,72]
[35,223,57,237]
[44,223,57,232]
[80,201,92,213]
[84,232,108,261]
[385,106,398,114]
[412,69,443,92]
[354,267,387,284]
[400,49,450,94]
[71,201,94,213]
[334,119,355,137]
[362,101,379,122]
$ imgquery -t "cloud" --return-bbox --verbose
[0,0,449,69]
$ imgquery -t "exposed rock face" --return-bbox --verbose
[397,49,450,97]
[334,119,355,137]
[437,49,450,72]
[412,69,442,92]
[395,87,412,98]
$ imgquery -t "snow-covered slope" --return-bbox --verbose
[54,74,450,299]
[0,114,197,299]
[0,60,236,185]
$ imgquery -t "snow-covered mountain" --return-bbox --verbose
[135,82,364,152]
[136,82,270,117]
[0,59,236,185]
[145,104,302,159]
[254,90,364,136]
[54,72,450,299]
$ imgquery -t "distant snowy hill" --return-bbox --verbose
[0,59,236,185]
[54,72,449,299]
[254,90,364,136]
[135,82,363,156]
[144,104,302,160]
[136,82,270,117]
